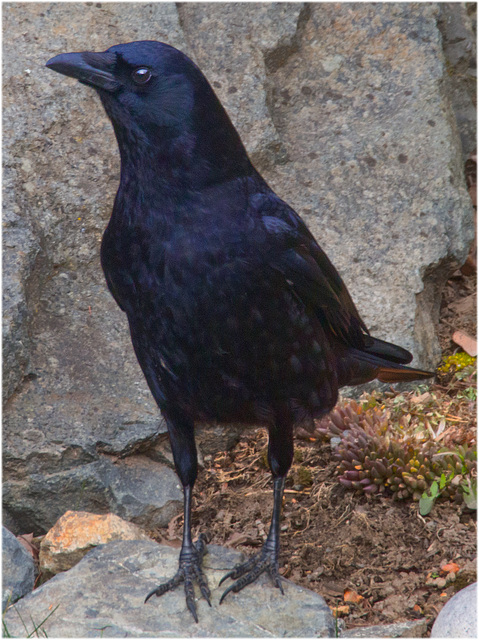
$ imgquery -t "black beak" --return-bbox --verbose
[46,51,119,92]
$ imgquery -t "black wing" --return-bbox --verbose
[255,191,413,365]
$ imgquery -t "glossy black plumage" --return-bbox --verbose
[46,41,432,621]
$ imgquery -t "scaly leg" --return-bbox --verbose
[144,414,210,622]
[219,476,285,603]
[220,415,293,604]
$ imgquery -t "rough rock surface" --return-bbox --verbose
[430,582,477,638]
[39,510,151,575]
[341,619,428,637]
[438,3,477,159]
[3,540,336,637]
[3,3,474,534]
[2,527,35,611]
[4,454,183,535]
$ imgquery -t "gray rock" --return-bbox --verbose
[2,540,335,637]
[4,456,182,534]
[2,527,35,611]
[101,456,183,529]
[3,3,473,534]
[438,4,477,159]
[431,582,477,638]
[341,618,428,637]
[2,223,41,403]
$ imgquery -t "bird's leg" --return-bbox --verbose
[220,417,293,604]
[219,476,286,603]
[145,414,210,622]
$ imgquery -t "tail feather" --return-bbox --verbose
[377,365,433,383]
[362,335,413,364]
[339,345,434,387]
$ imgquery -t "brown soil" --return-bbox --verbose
[152,162,477,635]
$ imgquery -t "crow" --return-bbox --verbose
[46,41,432,622]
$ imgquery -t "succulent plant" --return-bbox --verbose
[439,353,476,374]
[315,400,476,505]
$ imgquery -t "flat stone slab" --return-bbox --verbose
[3,540,335,637]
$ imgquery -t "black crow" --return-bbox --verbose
[46,41,432,622]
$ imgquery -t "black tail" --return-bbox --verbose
[362,335,413,364]
[338,336,434,387]
[362,335,432,382]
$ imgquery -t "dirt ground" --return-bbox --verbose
[152,163,477,634]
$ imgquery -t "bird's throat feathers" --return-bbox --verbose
[100,85,254,202]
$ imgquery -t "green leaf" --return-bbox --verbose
[419,493,435,515]
[461,480,477,510]
[463,490,477,510]
[430,480,439,498]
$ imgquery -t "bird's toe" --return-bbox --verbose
[219,547,283,604]
[145,539,210,622]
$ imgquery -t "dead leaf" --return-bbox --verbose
[411,391,431,404]
[449,294,477,321]
[17,532,33,545]
[322,581,345,597]
[331,605,350,617]
[167,513,182,541]
[461,253,476,276]
[452,331,477,357]
[440,561,460,574]
[225,532,250,547]
[17,533,38,560]
[344,588,364,603]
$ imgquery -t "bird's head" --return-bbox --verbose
[47,41,198,130]
[46,41,251,183]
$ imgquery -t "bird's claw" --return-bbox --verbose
[219,545,284,604]
[145,534,211,623]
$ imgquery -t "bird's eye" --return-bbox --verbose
[131,68,152,85]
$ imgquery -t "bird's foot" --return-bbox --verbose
[145,533,211,623]
[219,542,284,604]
